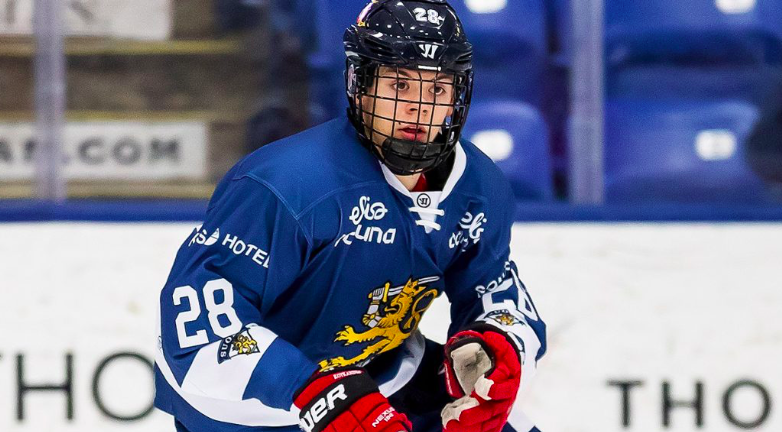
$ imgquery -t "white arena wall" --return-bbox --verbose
[1,222,781,432]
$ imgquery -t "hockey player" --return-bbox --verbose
[154,1,547,432]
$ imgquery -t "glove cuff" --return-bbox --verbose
[454,323,522,364]
[294,369,379,432]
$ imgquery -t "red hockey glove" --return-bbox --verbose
[293,368,412,432]
[441,328,522,432]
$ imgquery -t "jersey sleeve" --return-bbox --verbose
[155,174,318,427]
[443,187,547,389]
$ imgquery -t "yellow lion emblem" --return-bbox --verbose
[232,334,258,355]
[319,276,439,370]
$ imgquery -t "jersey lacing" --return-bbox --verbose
[409,206,445,231]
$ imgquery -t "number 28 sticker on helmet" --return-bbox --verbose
[344,0,474,176]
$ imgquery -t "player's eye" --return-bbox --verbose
[430,82,453,98]
[392,80,410,92]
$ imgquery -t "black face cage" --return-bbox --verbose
[347,60,473,176]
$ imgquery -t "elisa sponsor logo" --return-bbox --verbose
[336,196,397,246]
[449,211,487,251]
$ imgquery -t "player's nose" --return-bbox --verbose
[405,100,431,116]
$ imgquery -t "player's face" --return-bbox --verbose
[360,66,455,147]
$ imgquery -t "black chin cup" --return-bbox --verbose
[376,136,451,176]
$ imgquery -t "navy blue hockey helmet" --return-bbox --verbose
[344,0,474,176]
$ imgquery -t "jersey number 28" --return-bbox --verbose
[173,279,243,349]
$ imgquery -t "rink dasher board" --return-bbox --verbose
[0,222,781,432]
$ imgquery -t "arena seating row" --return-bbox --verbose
[601,0,782,203]
[223,0,782,203]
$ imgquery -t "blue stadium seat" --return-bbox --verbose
[606,1,782,106]
[306,0,369,123]
[605,98,769,203]
[463,100,554,201]
[605,0,782,68]
[449,0,547,105]
[607,64,782,105]
[309,0,367,65]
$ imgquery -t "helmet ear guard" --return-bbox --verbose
[343,0,474,176]
[346,61,380,102]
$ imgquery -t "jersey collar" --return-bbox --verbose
[380,141,466,202]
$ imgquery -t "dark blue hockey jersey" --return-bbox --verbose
[154,118,546,431]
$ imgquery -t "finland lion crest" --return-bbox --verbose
[319,276,440,370]
[218,327,260,364]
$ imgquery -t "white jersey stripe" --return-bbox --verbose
[377,330,426,396]
[182,325,277,401]
[156,323,299,427]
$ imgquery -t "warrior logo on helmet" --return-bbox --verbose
[418,43,440,59]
